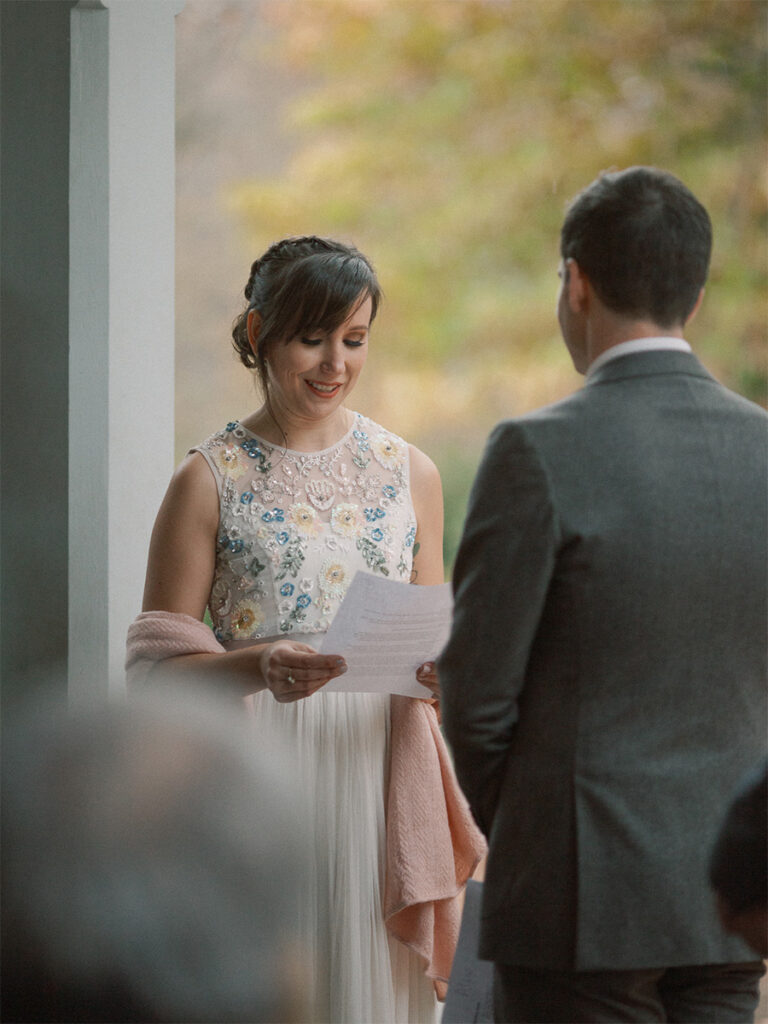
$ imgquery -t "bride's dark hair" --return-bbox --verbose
[231,236,382,397]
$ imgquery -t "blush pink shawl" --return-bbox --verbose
[126,610,486,997]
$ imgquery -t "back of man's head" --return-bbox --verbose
[2,688,311,1023]
[560,166,712,328]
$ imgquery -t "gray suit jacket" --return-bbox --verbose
[439,350,768,970]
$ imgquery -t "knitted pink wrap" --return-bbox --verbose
[126,610,485,997]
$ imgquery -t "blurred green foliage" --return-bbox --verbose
[229,0,767,571]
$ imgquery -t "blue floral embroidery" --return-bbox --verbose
[280,582,294,597]
[276,531,290,546]
[371,528,384,542]
[382,484,397,499]
[262,508,285,523]
[240,491,254,505]
[239,438,272,474]
[240,439,260,457]
[365,507,386,521]
[217,531,263,574]
[282,592,313,631]
[226,421,239,432]
[404,526,416,548]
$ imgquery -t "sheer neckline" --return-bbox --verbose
[236,411,360,457]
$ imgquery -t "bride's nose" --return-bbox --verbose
[320,341,345,375]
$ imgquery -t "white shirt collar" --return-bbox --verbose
[587,337,692,378]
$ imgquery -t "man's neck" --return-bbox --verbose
[585,323,688,368]
[586,319,685,368]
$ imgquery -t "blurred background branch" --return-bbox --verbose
[176,0,767,572]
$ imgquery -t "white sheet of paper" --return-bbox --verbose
[320,572,453,698]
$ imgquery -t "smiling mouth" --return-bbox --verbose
[306,380,342,396]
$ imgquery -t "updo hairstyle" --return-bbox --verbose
[231,236,382,395]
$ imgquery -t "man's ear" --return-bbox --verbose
[566,258,590,314]
[684,287,705,326]
[246,309,262,359]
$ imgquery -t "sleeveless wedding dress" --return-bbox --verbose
[193,413,438,1023]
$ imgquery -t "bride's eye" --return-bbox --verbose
[300,337,323,347]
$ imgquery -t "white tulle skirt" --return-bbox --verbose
[248,687,438,1024]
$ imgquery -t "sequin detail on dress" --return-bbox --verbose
[194,413,417,643]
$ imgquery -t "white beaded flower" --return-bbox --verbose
[288,502,321,538]
[319,560,351,599]
[213,444,247,480]
[331,503,364,538]
[371,433,406,470]
[230,599,264,637]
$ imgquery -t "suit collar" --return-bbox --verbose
[585,348,717,387]
[587,337,691,376]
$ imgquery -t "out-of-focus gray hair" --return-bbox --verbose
[2,687,311,1023]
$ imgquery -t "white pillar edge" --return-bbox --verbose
[69,0,184,704]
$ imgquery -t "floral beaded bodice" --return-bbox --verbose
[194,414,417,644]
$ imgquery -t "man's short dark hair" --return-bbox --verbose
[560,167,712,328]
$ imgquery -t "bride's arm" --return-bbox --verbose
[142,452,218,620]
[140,452,346,700]
[408,444,445,588]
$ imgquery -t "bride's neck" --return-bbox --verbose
[243,405,352,452]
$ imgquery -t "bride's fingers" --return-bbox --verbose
[274,655,347,682]
[266,653,347,702]
[274,675,332,703]
[416,661,439,697]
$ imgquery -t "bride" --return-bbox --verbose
[130,236,483,1022]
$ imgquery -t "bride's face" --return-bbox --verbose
[266,295,372,422]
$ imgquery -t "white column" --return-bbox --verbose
[69,0,183,702]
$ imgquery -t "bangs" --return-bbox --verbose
[271,251,379,342]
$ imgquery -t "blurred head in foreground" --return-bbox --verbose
[2,688,311,1023]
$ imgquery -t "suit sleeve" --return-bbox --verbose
[438,420,557,836]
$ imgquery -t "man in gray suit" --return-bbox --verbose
[439,167,767,1023]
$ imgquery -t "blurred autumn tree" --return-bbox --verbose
[228,0,767,570]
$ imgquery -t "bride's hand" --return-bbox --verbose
[260,640,347,703]
[416,660,439,700]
